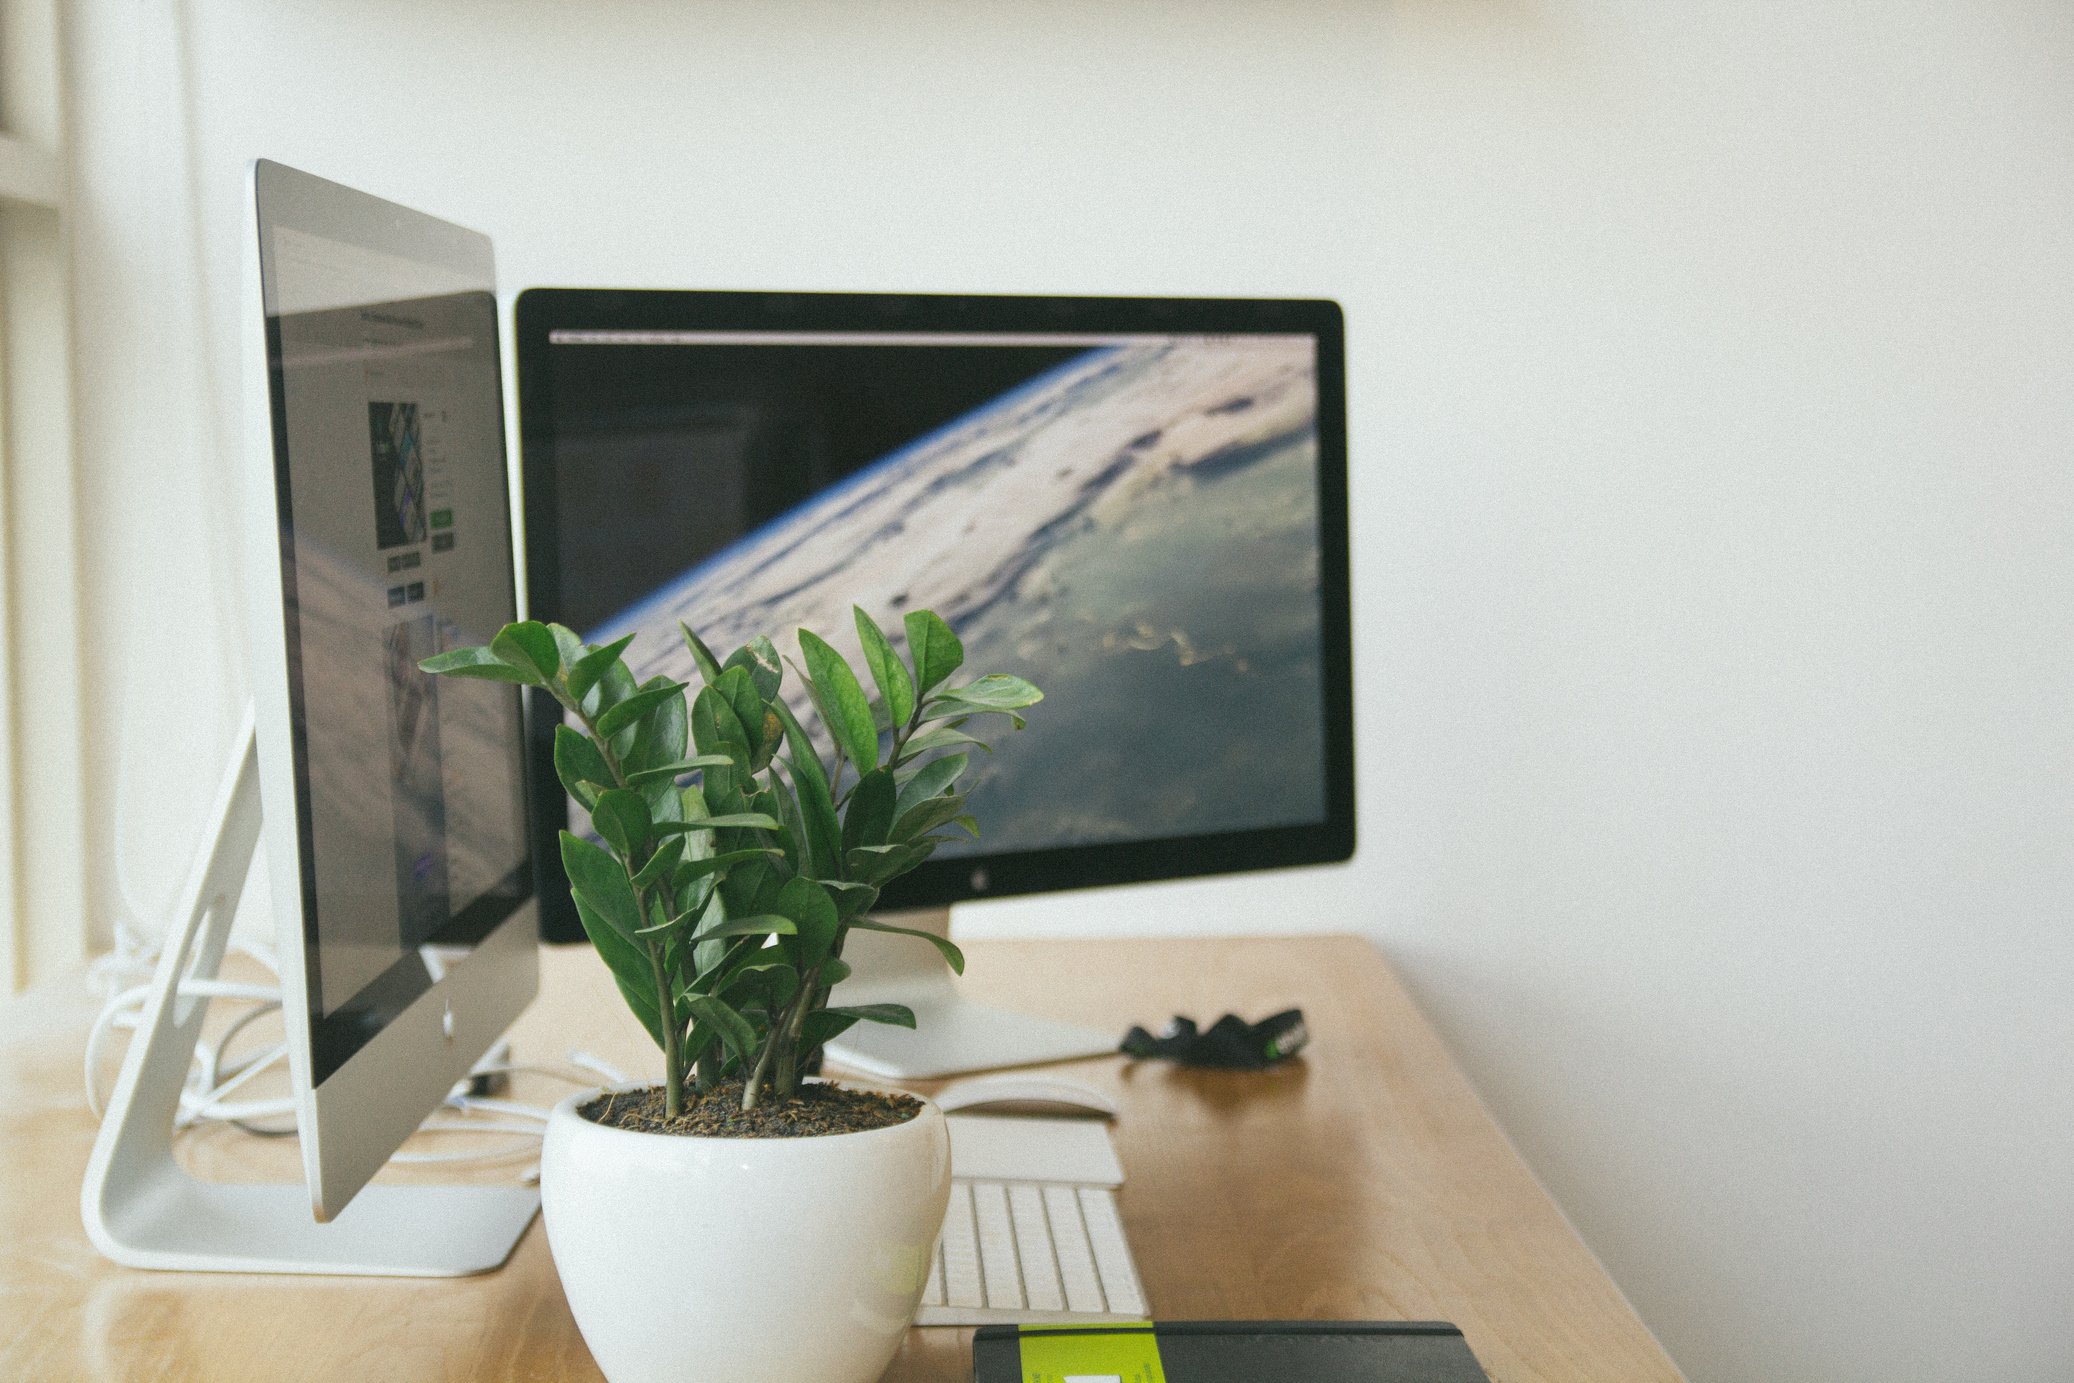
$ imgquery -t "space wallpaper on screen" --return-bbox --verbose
[552,335,1327,856]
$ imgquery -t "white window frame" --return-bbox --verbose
[0,0,83,994]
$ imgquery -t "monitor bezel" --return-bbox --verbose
[514,288,1354,944]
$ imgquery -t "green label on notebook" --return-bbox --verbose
[1018,1323,1166,1383]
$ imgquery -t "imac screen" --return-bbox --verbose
[522,302,1351,915]
[263,215,530,1078]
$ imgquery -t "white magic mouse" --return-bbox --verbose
[931,1073,1119,1119]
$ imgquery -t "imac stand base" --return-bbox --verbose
[80,710,539,1276]
[824,907,1116,1080]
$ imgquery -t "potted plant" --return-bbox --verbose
[422,607,1039,1383]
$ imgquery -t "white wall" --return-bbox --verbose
[62,3,2074,1380]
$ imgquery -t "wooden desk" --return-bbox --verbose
[1,935,1682,1382]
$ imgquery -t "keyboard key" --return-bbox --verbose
[1079,1188,1145,1316]
[1044,1185,1106,1313]
[973,1180,1024,1310]
[942,1182,983,1309]
[925,1235,945,1306]
[1009,1183,1065,1311]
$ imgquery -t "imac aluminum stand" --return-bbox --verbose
[823,907,1115,1080]
[80,711,539,1276]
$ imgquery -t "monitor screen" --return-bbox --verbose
[258,175,532,1082]
[517,292,1352,940]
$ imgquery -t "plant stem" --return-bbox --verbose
[647,933,682,1119]
[772,966,820,1101]
[741,1032,777,1112]
[741,964,821,1112]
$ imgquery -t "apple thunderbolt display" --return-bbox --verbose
[514,291,1354,1076]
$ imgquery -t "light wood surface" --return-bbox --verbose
[1,935,1683,1382]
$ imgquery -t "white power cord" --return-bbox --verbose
[83,926,629,1174]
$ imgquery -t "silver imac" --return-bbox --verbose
[81,161,539,1275]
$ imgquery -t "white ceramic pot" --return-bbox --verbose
[541,1083,951,1383]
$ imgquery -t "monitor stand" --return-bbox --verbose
[80,710,539,1276]
[822,906,1116,1080]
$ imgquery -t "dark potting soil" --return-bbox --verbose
[580,1081,922,1139]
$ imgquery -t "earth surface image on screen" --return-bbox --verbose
[589,336,1329,856]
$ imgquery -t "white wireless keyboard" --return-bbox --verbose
[915,1178,1148,1326]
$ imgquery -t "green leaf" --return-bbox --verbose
[672,847,783,890]
[632,903,694,937]
[847,915,967,974]
[769,772,810,873]
[678,782,713,853]
[682,993,759,1063]
[571,890,665,1048]
[691,684,752,770]
[841,768,896,854]
[903,610,964,697]
[560,831,640,937]
[892,792,968,844]
[800,1008,861,1051]
[631,836,685,890]
[627,679,689,778]
[713,666,766,755]
[894,724,992,765]
[699,761,750,820]
[565,633,635,704]
[845,841,935,885]
[554,725,613,810]
[549,623,588,668]
[419,646,533,683]
[706,947,789,991]
[592,658,642,757]
[596,680,687,740]
[749,706,784,774]
[691,910,798,942]
[918,702,1023,731]
[854,606,915,729]
[895,752,967,817]
[772,699,840,876]
[720,960,799,1015]
[688,888,731,976]
[680,622,725,687]
[653,812,782,834]
[824,1002,916,1029]
[773,875,839,967]
[812,877,879,921]
[590,789,651,860]
[928,673,1043,712]
[798,630,880,775]
[625,754,737,787]
[489,622,562,685]
[723,636,784,704]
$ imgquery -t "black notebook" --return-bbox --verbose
[972,1320,1491,1383]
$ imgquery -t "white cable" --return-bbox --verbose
[390,1140,541,1166]
[81,931,624,1174]
[192,1000,281,1097]
[447,1095,551,1123]
[84,979,286,1118]
[569,1050,631,1085]
[177,1042,291,1127]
